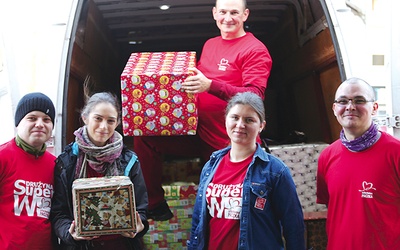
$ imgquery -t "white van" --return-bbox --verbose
[0,0,399,154]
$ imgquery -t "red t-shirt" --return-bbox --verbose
[197,32,272,149]
[206,152,253,250]
[0,139,56,250]
[317,132,400,249]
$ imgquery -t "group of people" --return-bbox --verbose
[1,0,399,250]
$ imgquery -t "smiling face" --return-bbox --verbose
[225,104,265,146]
[82,102,119,147]
[213,0,249,39]
[333,80,378,140]
[17,111,53,150]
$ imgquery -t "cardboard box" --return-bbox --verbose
[162,158,202,184]
[72,176,136,237]
[120,51,198,136]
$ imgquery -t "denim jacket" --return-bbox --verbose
[188,144,305,250]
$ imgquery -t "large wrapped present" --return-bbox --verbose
[72,176,136,237]
[121,51,198,136]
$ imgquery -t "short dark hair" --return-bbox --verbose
[338,77,376,101]
[226,92,265,122]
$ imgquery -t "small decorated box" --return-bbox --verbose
[120,51,198,136]
[163,183,198,200]
[72,176,136,237]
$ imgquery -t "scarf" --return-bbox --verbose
[74,126,124,178]
[15,134,46,157]
[340,123,380,152]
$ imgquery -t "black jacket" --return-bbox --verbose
[50,142,149,249]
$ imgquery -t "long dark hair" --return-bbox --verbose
[81,75,122,124]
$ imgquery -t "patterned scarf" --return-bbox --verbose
[340,123,380,152]
[74,126,124,178]
[15,134,47,157]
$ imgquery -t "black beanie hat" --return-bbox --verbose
[15,92,56,127]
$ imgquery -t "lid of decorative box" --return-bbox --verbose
[72,176,136,236]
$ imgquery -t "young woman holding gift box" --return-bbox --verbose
[51,84,149,250]
[188,92,305,250]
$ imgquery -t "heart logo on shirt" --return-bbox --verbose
[361,181,376,191]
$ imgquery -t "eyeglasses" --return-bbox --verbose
[334,98,375,106]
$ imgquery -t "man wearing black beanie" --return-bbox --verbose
[0,92,57,249]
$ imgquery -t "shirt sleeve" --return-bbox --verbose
[208,48,272,101]
[316,150,330,205]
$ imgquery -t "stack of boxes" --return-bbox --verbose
[269,143,329,248]
[269,143,328,212]
[143,183,198,250]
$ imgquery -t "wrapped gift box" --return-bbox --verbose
[72,176,136,237]
[163,183,198,200]
[121,51,198,136]
[269,143,329,212]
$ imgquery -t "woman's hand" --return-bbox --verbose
[69,221,99,241]
[121,211,145,238]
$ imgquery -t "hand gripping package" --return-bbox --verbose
[72,176,136,237]
[121,51,198,136]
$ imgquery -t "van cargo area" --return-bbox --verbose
[64,0,343,147]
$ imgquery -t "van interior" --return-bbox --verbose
[64,0,342,147]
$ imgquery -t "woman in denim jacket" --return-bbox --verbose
[188,92,305,250]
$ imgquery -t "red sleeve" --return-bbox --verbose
[316,147,330,205]
[208,48,272,101]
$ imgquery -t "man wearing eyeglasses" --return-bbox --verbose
[316,77,400,249]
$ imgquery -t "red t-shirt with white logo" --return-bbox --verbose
[206,151,253,250]
[0,139,55,250]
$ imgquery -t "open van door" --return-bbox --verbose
[323,0,400,138]
[0,0,79,154]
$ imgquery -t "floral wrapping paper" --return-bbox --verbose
[121,51,198,136]
[72,176,136,236]
[269,143,329,212]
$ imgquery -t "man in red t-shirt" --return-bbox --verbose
[134,0,272,220]
[317,78,400,249]
[0,92,57,249]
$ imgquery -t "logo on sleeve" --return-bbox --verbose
[359,181,376,199]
